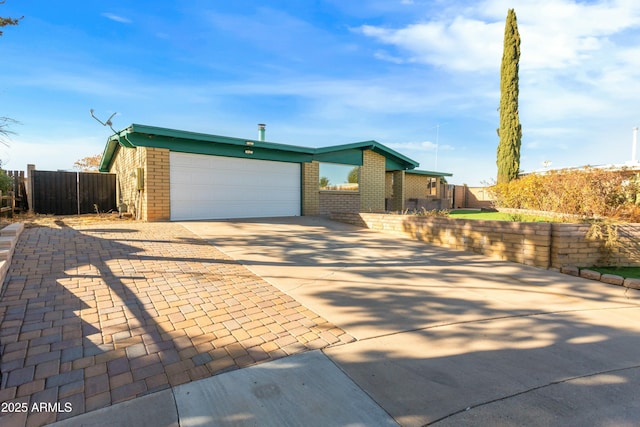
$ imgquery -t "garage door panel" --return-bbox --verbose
[170,152,300,220]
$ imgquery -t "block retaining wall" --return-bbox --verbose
[330,212,640,269]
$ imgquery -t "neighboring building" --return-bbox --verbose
[519,162,640,179]
[99,124,452,221]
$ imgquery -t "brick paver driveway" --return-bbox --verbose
[0,220,352,426]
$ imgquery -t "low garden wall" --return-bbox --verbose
[319,192,360,216]
[330,212,640,269]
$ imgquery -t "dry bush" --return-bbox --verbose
[490,168,640,222]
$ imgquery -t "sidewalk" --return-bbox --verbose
[50,350,398,427]
[0,221,353,426]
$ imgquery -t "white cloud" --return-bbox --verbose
[360,18,503,72]
[388,141,455,152]
[359,0,640,73]
[102,13,133,24]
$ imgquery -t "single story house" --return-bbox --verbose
[99,124,452,221]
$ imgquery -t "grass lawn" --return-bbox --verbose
[587,267,640,280]
[448,209,558,223]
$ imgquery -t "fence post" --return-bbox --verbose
[27,164,35,213]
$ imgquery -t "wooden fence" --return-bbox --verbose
[31,170,116,215]
[0,191,15,218]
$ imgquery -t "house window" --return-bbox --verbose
[319,163,359,191]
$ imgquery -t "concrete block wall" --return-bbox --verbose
[0,223,24,286]
[551,223,640,268]
[453,185,494,209]
[302,161,320,215]
[360,151,386,213]
[330,212,640,269]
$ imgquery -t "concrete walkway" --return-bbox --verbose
[1,216,640,426]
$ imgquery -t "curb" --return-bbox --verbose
[0,222,25,290]
[560,265,640,290]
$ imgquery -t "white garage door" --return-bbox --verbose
[170,152,301,220]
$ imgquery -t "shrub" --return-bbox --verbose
[489,168,640,222]
[0,170,12,194]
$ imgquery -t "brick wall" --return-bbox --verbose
[109,145,142,218]
[551,223,640,267]
[385,172,393,198]
[302,161,320,215]
[109,146,170,221]
[319,192,360,215]
[330,212,640,269]
[390,171,405,211]
[405,174,429,198]
[144,147,170,221]
[360,150,386,212]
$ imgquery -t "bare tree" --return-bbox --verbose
[0,117,17,147]
[0,0,22,37]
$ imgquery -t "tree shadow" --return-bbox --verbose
[2,219,331,425]
[326,313,640,425]
[182,217,640,424]
[185,217,639,338]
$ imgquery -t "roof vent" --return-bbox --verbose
[258,123,266,142]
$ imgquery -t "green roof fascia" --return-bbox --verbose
[311,148,363,165]
[98,132,133,172]
[128,124,314,155]
[405,169,453,177]
[126,133,314,164]
[98,124,422,172]
[314,140,419,170]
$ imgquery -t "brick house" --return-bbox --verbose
[99,124,452,221]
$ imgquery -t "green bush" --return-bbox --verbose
[0,170,12,194]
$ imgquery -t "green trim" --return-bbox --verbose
[125,133,314,163]
[316,140,418,170]
[99,123,437,174]
[405,169,453,177]
[312,148,363,165]
[99,137,120,172]
[130,124,314,154]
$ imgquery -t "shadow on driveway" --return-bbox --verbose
[0,220,350,426]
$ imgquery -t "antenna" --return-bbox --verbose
[90,109,118,134]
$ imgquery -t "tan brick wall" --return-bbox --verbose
[302,161,320,215]
[330,212,640,269]
[330,212,553,268]
[385,172,393,198]
[551,223,640,268]
[360,150,385,212]
[319,192,360,215]
[109,146,170,221]
[389,170,405,211]
[109,145,142,218]
[144,147,170,221]
[405,174,430,199]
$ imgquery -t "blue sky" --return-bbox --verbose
[2,0,640,186]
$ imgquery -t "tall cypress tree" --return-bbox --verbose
[496,8,521,184]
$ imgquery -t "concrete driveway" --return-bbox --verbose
[182,216,640,426]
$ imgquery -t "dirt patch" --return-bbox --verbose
[1,212,136,229]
